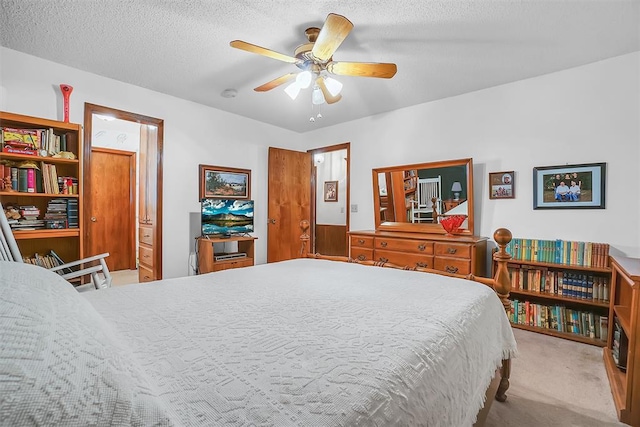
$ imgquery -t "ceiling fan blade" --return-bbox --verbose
[316,77,342,104]
[230,40,300,64]
[311,13,354,63]
[254,73,298,92]
[327,61,397,78]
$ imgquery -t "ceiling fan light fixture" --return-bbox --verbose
[312,86,325,105]
[296,71,313,89]
[324,77,343,96]
[284,81,301,100]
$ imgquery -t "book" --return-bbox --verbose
[600,316,609,342]
[26,168,35,193]
[17,168,28,192]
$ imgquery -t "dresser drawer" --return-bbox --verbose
[139,245,154,268]
[375,238,434,254]
[434,257,471,275]
[351,247,374,262]
[375,249,434,269]
[350,235,374,249]
[138,263,156,282]
[434,242,471,259]
[139,226,153,246]
[213,258,254,271]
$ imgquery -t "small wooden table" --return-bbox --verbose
[197,235,257,273]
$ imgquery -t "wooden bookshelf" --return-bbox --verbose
[494,238,613,347]
[604,256,639,426]
[0,111,83,266]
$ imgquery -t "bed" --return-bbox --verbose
[0,230,517,427]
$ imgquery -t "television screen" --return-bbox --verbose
[201,199,254,236]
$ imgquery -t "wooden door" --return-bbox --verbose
[267,147,311,263]
[87,147,136,271]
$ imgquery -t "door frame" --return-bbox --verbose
[307,142,350,255]
[89,147,137,270]
[83,103,164,278]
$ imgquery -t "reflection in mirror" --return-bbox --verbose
[372,158,474,235]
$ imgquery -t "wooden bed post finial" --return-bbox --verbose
[493,228,512,312]
[299,220,310,257]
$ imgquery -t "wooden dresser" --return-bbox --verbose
[349,230,488,277]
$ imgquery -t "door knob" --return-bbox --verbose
[90,217,97,222]
[268,218,276,224]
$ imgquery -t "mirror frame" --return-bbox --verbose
[372,158,475,235]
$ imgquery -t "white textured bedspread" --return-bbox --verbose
[83,259,517,427]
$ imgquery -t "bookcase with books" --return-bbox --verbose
[603,256,639,425]
[494,237,612,347]
[0,111,83,270]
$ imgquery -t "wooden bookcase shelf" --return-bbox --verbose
[511,323,607,347]
[494,248,612,347]
[604,256,639,426]
[0,111,83,265]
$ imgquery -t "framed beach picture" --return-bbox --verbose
[199,165,251,200]
[533,162,606,209]
[489,171,515,199]
[324,181,338,202]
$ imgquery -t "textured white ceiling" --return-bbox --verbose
[1,1,638,133]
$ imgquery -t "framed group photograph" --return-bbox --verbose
[199,165,251,200]
[489,171,515,199]
[324,181,338,202]
[533,162,606,209]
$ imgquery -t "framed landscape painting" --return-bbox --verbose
[533,162,606,209]
[199,165,251,200]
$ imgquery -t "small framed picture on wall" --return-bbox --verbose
[324,181,338,202]
[489,171,515,199]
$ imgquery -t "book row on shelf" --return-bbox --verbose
[22,250,72,275]
[0,163,78,194]
[509,299,608,342]
[1,126,69,156]
[3,199,78,230]
[508,265,610,302]
[505,237,610,268]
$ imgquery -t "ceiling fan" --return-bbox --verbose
[230,13,397,105]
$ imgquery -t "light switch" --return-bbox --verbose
[351,204,358,213]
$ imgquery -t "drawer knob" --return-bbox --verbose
[447,247,457,254]
[357,254,366,261]
[380,241,388,247]
[446,266,459,274]
[379,257,389,263]
[143,234,151,238]
[418,244,426,251]
[358,239,365,245]
[416,262,428,268]
[144,255,150,258]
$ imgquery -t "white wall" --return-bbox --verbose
[0,47,301,278]
[303,52,640,258]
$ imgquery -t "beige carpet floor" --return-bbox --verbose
[486,328,625,426]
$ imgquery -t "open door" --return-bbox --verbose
[267,147,311,263]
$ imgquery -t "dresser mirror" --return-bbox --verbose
[372,158,475,235]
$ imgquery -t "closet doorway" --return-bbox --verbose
[83,104,163,282]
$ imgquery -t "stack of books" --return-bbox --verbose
[44,199,68,229]
[12,205,45,230]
